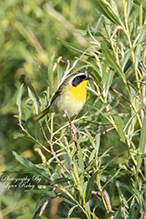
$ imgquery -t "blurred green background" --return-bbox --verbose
[0,0,146,218]
[0,1,99,218]
[0,0,96,171]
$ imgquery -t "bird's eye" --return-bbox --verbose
[72,74,86,87]
[76,76,80,80]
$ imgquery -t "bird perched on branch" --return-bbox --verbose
[34,72,91,121]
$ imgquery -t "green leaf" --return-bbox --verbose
[127,0,134,17]
[32,197,50,219]
[13,133,25,139]
[137,115,146,169]
[134,25,146,69]
[27,87,39,115]
[116,181,129,213]
[92,0,121,26]
[68,205,78,217]
[60,196,76,206]
[101,41,127,84]
[134,0,146,8]
[112,111,126,143]
[12,151,50,181]
[16,84,24,124]
[52,177,71,185]
[89,150,96,163]
[85,172,97,202]
[30,189,56,197]
[78,147,84,173]
[57,38,88,55]
[102,68,114,99]
[59,190,77,206]
[134,0,140,6]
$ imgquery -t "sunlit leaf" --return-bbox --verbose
[92,0,121,25]
[16,84,24,124]
[101,41,127,84]
[137,115,146,169]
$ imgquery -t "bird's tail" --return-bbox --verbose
[33,106,52,121]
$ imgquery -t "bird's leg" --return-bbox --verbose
[63,110,78,148]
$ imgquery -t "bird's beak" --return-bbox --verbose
[86,75,92,80]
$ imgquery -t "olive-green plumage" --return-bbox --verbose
[34,72,90,121]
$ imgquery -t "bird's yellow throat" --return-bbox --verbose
[69,80,87,102]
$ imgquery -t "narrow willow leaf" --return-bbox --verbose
[134,0,146,9]
[12,151,50,181]
[28,87,38,114]
[78,147,84,172]
[32,197,51,219]
[110,0,120,18]
[89,150,96,163]
[68,205,78,217]
[133,0,140,5]
[57,38,89,55]
[101,41,127,84]
[30,189,56,197]
[121,48,132,71]
[16,84,24,124]
[85,172,97,202]
[127,0,134,17]
[134,25,146,69]
[60,194,76,206]
[95,133,101,155]
[116,181,129,214]
[85,129,96,149]
[13,133,25,139]
[52,177,71,185]
[129,203,140,219]
[137,115,146,169]
[112,111,126,143]
[92,0,121,26]
[61,187,78,205]
[102,69,114,99]
[72,163,81,188]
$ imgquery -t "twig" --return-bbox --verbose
[48,132,70,173]
[142,43,146,215]
[50,197,59,219]
[39,198,49,217]
[63,110,78,149]
[92,189,114,219]
[142,212,146,219]
[102,126,115,135]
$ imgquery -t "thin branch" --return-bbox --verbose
[48,132,70,173]
[63,110,78,149]
[39,199,49,217]
[142,44,146,215]
[50,197,59,219]
[92,189,114,219]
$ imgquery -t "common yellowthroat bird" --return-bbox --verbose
[34,72,90,121]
